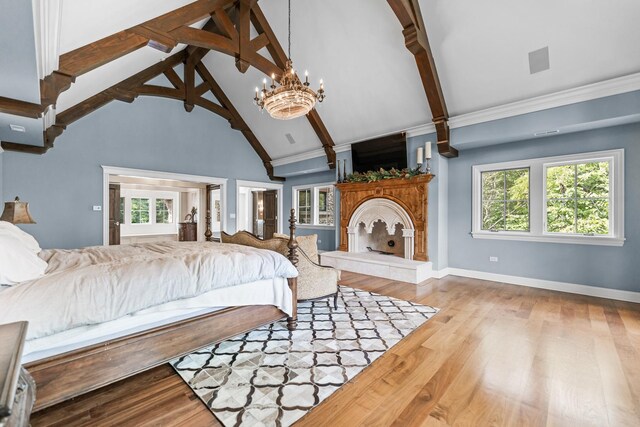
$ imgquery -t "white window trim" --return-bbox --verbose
[292,182,336,229]
[472,149,625,247]
[120,189,179,236]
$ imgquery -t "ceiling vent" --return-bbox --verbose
[9,124,26,132]
[285,133,297,145]
[529,46,550,74]
[534,129,559,136]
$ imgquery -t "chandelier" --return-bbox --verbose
[253,0,325,120]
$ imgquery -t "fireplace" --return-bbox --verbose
[320,174,434,284]
[347,198,415,259]
[336,174,433,261]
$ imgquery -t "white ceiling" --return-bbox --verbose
[420,0,640,115]
[3,0,640,158]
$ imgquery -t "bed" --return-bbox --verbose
[0,212,300,411]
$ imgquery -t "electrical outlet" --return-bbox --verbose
[489,256,498,262]
[92,205,102,211]
[229,213,236,219]
[317,239,322,244]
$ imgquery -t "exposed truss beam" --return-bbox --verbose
[2,0,336,171]
[388,0,458,158]
[1,51,282,180]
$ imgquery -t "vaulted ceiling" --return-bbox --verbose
[1,0,640,176]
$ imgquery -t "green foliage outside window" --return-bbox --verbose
[546,161,609,234]
[481,168,530,231]
[131,198,150,224]
[156,199,173,224]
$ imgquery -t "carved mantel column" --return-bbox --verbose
[335,174,434,261]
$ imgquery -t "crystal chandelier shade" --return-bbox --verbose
[253,0,325,120]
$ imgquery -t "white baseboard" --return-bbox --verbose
[435,268,640,303]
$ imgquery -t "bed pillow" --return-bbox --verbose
[0,221,41,253]
[0,233,47,285]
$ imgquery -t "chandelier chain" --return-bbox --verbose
[288,0,291,60]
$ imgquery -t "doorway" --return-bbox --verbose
[236,180,283,239]
[102,166,227,245]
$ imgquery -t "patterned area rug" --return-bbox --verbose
[171,286,438,427]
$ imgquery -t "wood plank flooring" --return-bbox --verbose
[31,272,640,426]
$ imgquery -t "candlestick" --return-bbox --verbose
[337,160,342,183]
[342,159,347,182]
[417,146,424,166]
[425,141,432,159]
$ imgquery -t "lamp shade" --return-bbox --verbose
[0,197,36,224]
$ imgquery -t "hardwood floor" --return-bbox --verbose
[31,272,640,426]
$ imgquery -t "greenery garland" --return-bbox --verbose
[345,167,425,183]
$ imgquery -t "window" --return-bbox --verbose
[481,168,529,231]
[472,149,624,246]
[155,199,174,224]
[545,161,609,235]
[293,183,335,227]
[297,189,312,224]
[130,198,150,224]
[316,186,335,226]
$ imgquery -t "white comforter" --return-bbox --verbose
[0,241,298,340]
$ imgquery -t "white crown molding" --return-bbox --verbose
[448,72,640,129]
[271,73,640,167]
[32,0,62,79]
[445,268,640,303]
[270,148,328,167]
[405,123,436,138]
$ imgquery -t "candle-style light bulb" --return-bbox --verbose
[304,70,309,84]
[262,78,267,90]
[319,78,324,90]
[271,73,275,86]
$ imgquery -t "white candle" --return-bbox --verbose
[425,141,432,159]
[417,147,424,164]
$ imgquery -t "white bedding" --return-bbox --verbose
[22,277,292,363]
[0,241,298,340]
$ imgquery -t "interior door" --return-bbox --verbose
[108,183,121,245]
[263,190,277,240]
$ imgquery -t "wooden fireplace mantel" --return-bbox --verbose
[336,174,434,261]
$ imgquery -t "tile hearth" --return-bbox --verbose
[320,251,433,284]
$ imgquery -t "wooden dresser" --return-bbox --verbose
[178,223,198,242]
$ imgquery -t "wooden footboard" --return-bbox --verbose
[26,210,301,411]
[25,305,287,411]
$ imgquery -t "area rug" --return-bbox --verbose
[171,286,439,426]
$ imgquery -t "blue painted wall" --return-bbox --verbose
[2,97,273,249]
[448,122,640,292]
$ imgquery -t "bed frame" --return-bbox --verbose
[24,210,300,412]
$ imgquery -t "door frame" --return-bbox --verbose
[102,166,228,246]
[236,180,284,234]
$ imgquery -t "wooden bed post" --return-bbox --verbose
[286,208,298,330]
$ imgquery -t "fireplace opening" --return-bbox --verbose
[357,220,405,257]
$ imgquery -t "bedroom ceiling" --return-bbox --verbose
[1,0,639,161]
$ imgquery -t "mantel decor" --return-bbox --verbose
[336,174,434,261]
[345,167,425,183]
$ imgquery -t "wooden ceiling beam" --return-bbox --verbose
[0,96,43,119]
[250,4,337,169]
[388,0,458,158]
